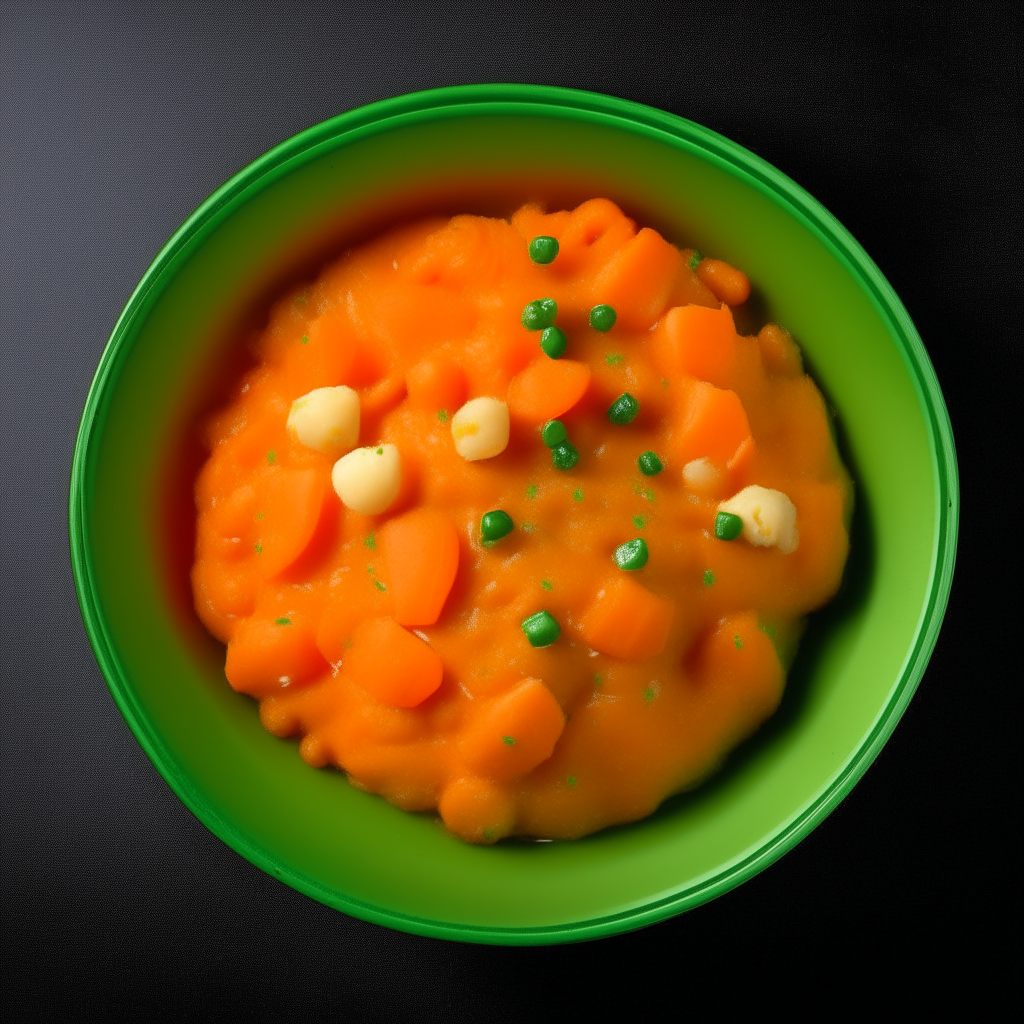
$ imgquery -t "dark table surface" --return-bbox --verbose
[3,2,1020,1019]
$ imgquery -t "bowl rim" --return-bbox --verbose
[69,83,959,944]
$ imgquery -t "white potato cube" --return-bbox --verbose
[682,457,723,496]
[718,485,799,553]
[451,396,510,461]
[331,443,401,515]
[287,385,360,455]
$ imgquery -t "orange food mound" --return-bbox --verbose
[192,199,851,842]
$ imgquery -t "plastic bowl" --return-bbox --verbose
[70,85,957,944]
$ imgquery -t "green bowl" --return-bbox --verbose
[70,85,958,944]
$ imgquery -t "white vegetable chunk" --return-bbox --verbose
[287,385,360,455]
[331,443,401,515]
[718,485,799,553]
[451,396,510,461]
[682,457,723,496]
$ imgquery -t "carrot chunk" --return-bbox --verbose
[649,303,738,387]
[757,323,804,377]
[672,380,753,468]
[225,613,328,698]
[254,468,329,579]
[589,227,683,331]
[506,358,591,423]
[696,258,751,306]
[405,354,467,412]
[344,616,443,707]
[380,507,459,626]
[458,678,565,782]
[439,777,516,843]
[577,576,674,660]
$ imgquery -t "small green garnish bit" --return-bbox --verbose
[540,325,568,359]
[605,352,624,366]
[638,451,663,476]
[521,297,558,330]
[437,409,448,422]
[374,580,387,592]
[503,735,517,746]
[715,511,744,541]
[689,249,703,271]
[567,775,577,788]
[364,533,376,550]
[589,304,617,332]
[255,512,263,521]
[375,446,384,455]
[632,515,646,530]
[526,483,538,500]
[607,392,639,425]
[529,235,559,264]
[734,634,743,650]
[541,580,553,591]
[480,510,514,545]
[551,441,579,471]
[594,673,603,686]
[614,538,649,571]
[267,450,276,464]
[703,569,716,586]
[521,522,536,532]
[521,610,561,648]
[366,565,374,574]
[275,617,291,625]
[301,334,309,345]
[573,489,584,503]
[641,686,656,703]
[295,292,308,305]
[254,542,263,555]
[633,483,655,502]
[541,419,567,448]
[661,378,669,388]
[760,622,777,640]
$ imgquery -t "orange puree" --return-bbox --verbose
[192,199,851,843]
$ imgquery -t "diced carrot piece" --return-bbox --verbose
[506,358,591,423]
[405,354,466,412]
[225,612,328,698]
[254,468,328,579]
[589,227,682,331]
[380,507,460,626]
[672,381,752,467]
[577,576,674,660]
[458,678,565,782]
[649,303,738,387]
[696,258,751,306]
[344,616,443,707]
[726,435,757,482]
[691,612,783,734]
[757,323,804,377]
[439,777,516,843]
[283,312,357,390]
[314,575,393,664]
[670,251,720,309]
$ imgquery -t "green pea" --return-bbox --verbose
[613,538,649,571]
[607,392,640,425]
[541,419,567,448]
[715,511,744,541]
[551,441,579,471]
[689,249,703,271]
[521,297,557,330]
[522,610,561,648]
[539,325,568,359]
[529,235,559,264]
[638,451,663,476]
[589,304,617,331]
[480,509,514,544]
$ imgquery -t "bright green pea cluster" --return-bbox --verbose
[607,392,640,425]
[614,538,649,571]
[522,610,561,648]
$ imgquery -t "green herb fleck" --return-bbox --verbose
[734,634,743,650]
[254,542,262,555]
[521,522,536,533]
[275,617,291,625]
[343,638,354,650]
[267,450,276,464]
[375,580,387,592]
[364,533,376,550]
[594,673,603,686]
[642,686,656,703]
[703,569,715,586]
[437,409,448,422]
[632,515,646,530]
[573,489,584,503]
[541,580,553,591]
[526,483,538,500]
[375,446,383,455]
[688,249,703,271]
[661,378,669,388]
[301,334,309,345]
[366,565,374,574]
[502,735,516,746]
[255,512,263,521]
[567,775,577,788]
[605,352,624,366]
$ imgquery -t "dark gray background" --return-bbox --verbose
[2,2,1021,1019]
